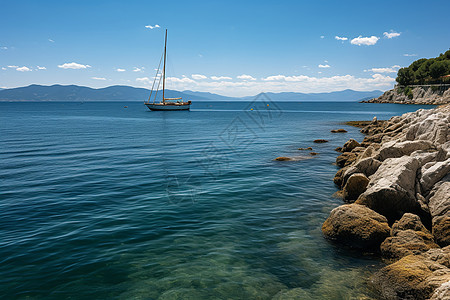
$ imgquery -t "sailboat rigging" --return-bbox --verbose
[145,29,191,111]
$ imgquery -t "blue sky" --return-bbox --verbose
[1,0,449,96]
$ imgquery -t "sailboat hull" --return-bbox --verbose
[145,103,191,111]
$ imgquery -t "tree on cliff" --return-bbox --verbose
[396,49,450,85]
[430,61,449,79]
[396,68,415,86]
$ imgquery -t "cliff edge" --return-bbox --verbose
[362,85,450,105]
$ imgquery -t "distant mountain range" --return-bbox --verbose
[0,84,383,101]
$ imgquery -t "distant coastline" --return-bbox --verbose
[0,84,382,102]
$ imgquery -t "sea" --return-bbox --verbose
[0,100,434,299]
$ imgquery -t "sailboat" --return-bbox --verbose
[145,29,191,111]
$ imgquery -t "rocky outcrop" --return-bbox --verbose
[362,86,450,105]
[370,246,450,300]
[322,103,450,298]
[322,204,390,249]
[381,214,439,260]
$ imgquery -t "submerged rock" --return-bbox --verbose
[331,129,348,133]
[313,139,329,143]
[298,147,313,150]
[274,157,292,161]
[271,288,312,300]
[322,204,390,249]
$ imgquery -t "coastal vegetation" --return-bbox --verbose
[396,49,450,86]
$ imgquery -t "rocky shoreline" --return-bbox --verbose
[362,86,450,105]
[322,104,450,299]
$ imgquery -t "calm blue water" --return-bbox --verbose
[0,101,433,299]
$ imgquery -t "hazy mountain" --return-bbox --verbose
[181,90,237,100]
[0,84,383,101]
[0,84,211,101]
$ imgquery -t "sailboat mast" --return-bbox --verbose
[162,29,167,103]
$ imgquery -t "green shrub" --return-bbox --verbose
[404,86,413,99]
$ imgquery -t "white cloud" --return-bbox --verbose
[136,77,151,84]
[2,67,7,70]
[237,74,256,80]
[1,46,7,50]
[145,24,160,29]
[192,74,207,80]
[166,76,195,83]
[211,76,232,80]
[320,36,325,39]
[16,66,32,72]
[48,39,54,43]
[160,73,395,97]
[318,64,330,68]
[403,54,417,57]
[133,67,144,72]
[350,35,380,46]
[91,77,106,80]
[335,36,348,41]
[116,68,126,72]
[36,66,46,70]
[58,62,91,69]
[8,65,18,68]
[383,31,401,39]
[366,65,401,73]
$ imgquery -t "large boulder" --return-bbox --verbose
[381,230,438,260]
[341,139,360,153]
[358,143,381,160]
[370,247,450,300]
[342,173,369,202]
[430,281,450,300]
[433,215,450,247]
[428,180,450,246]
[356,156,422,222]
[336,152,357,168]
[376,140,435,161]
[342,157,382,186]
[419,158,450,193]
[391,213,429,236]
[322,204,390,249]
[333,167,347,188]
[381,213,438,260]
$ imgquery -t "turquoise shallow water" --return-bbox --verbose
[0,100,433,299]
